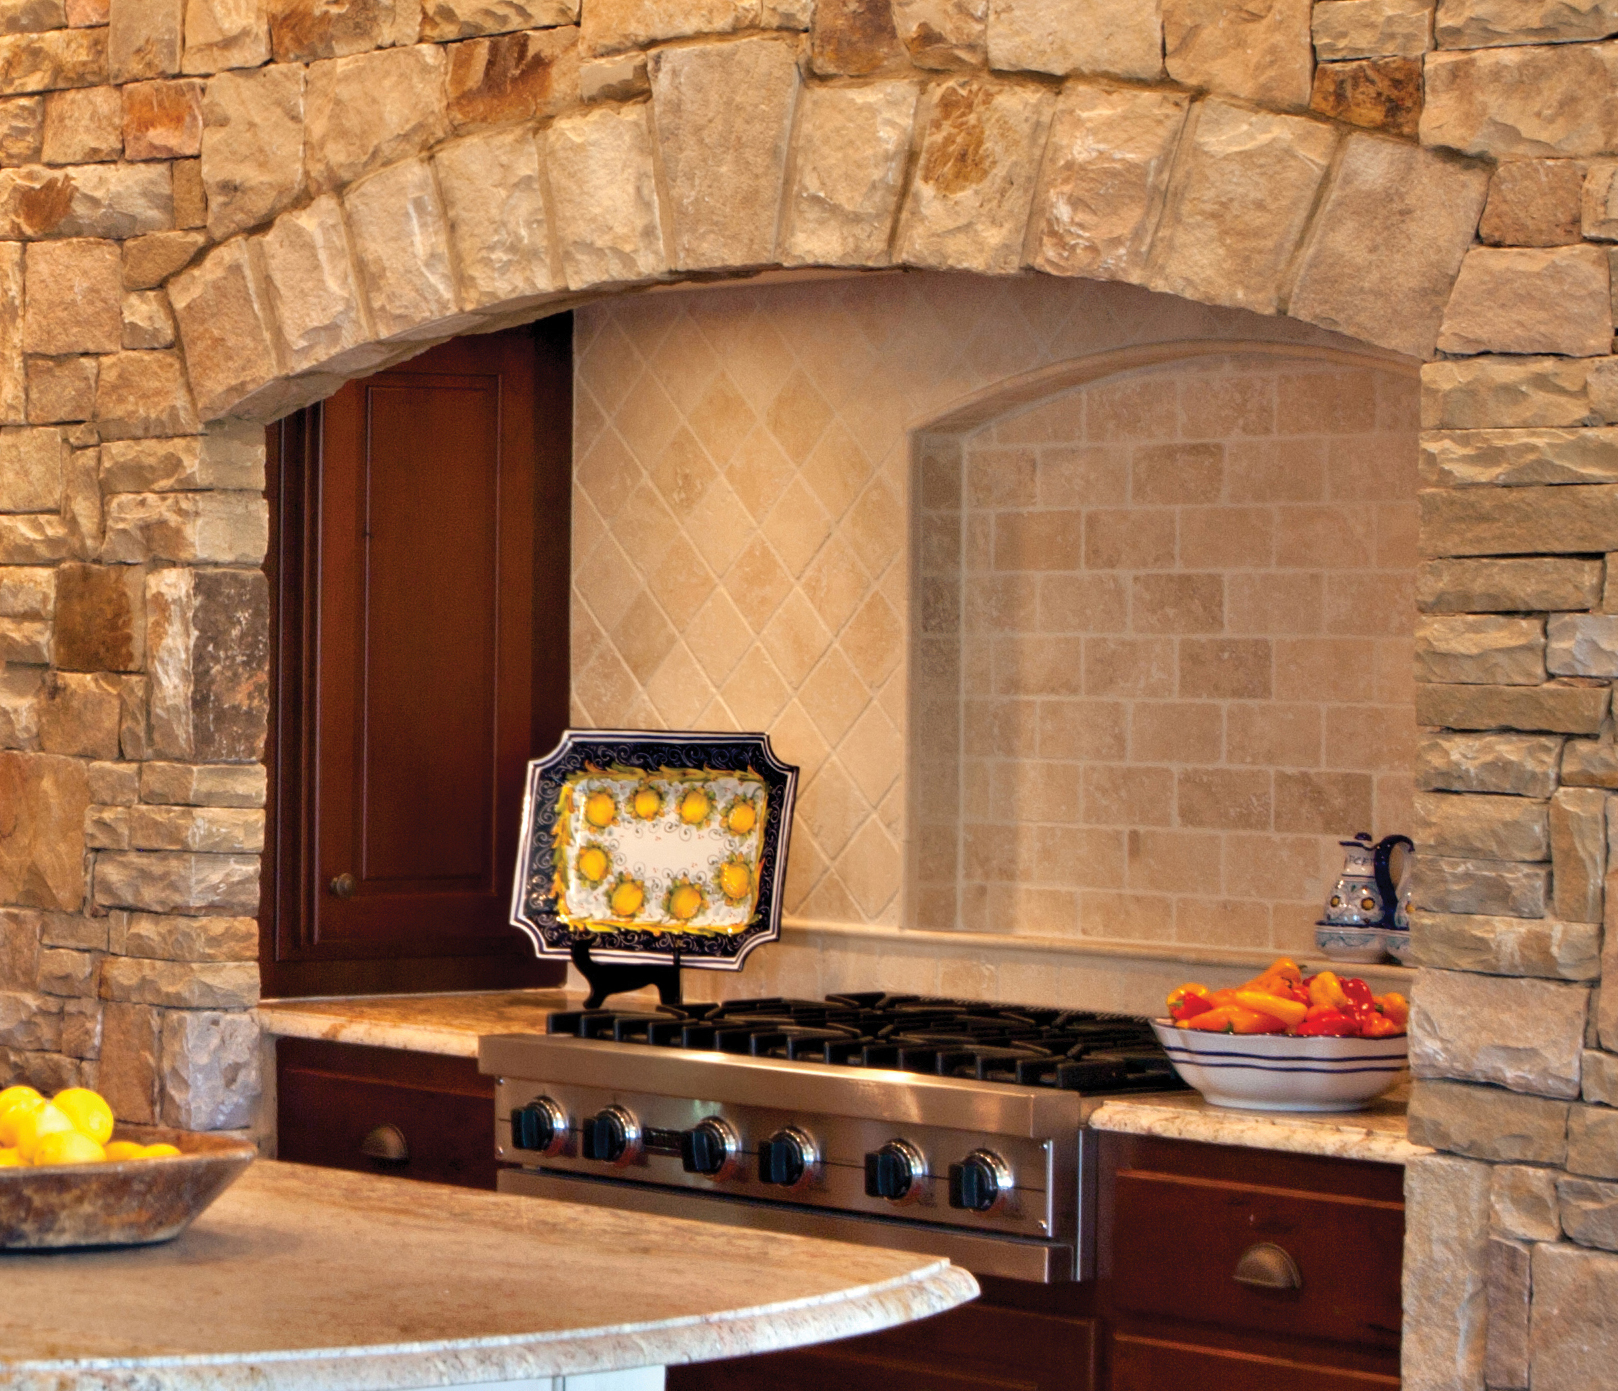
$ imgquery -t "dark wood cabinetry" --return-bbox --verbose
[276,1038,498,1190]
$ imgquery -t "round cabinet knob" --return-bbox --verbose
[510,1097,568,1156]
[681,1118,740,1179]
[329,873,357,899]
[758,1128,817,1188]
[865,1139,926,1204]
[947,1150,1012,1213]
[581,1106,640,1166]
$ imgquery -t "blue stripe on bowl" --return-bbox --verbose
[1162,1045,1407,1064]
[1164,1059,1407,1077]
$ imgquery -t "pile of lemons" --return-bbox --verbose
[0,1085,181,1167]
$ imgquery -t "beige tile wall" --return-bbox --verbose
[570,271,1395,944]
[913,355,1419,955]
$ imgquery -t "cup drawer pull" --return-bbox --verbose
[360,1124,410,1164]
[1233,1243,1302,1291]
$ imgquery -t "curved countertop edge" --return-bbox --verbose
[256,991,580,1059]
[0,1257,978,1391]
[1088,1095,1432,1165]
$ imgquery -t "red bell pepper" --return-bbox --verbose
[1297,1005,1358,1036]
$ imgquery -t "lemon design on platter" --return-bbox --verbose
[666,879,706,922]
[583,790,618,830]
[630,784,663,821]
[608,876,646,919]
[575,844,611,887]
[723,798,757,836]
[717,858,753,905]
[677,787,713,827]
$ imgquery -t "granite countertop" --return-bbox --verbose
[1088,1085,1430,1165]
[0,1161,976,1390]
[257,989,584,1057]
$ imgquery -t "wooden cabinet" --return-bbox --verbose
[276,1038,497,1190]
[261,320,573,998]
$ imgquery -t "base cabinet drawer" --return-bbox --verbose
[1110,1334,1399,1390]
[276,1038,497,1190]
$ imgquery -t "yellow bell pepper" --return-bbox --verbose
[1180,1005,1287,1034]
[1309,971,1352,1013]
[1232,990,1308,1028]
[1375,991,1409,1027]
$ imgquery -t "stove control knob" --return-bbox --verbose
[681,1118,740,1179]
[581,1106,640,1166]
[758,1128,816,1188]
[948,1150,1012,1213]
[865,1140,926,1204]
[509,1096,568,1156]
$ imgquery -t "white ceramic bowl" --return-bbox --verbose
[1315,923,1388,964]
[1151,1021,1408,1112]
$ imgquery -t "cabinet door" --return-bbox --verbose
[1110,1334,1398,1391]
[263,323,573,996]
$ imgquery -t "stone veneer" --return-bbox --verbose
[0,0,1610,1381]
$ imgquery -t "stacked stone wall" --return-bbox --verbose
[0,0,1613,1378]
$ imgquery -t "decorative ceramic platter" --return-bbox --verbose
[511,731,798,969]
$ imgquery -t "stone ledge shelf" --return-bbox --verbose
[1089,1088,1431,1166]
[0,1161,977,1391]
[256,988,580,1058]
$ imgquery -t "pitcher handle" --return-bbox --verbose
[1373,834,1414,926]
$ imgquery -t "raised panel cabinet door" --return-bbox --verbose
[263,323,573,994]
[1109,1334,1399,1391]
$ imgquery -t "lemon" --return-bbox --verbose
[16,1103,76,1162]
[677,789,711,826]
[103,1141,146,1162]
[0,1147,22,1167]
[575,845,609,886]
[725,802,757,836]
[31,1130,104,1166]
[608,878,645,918]
[668,882,704,921]
[140,1143,181,1159]
[53,1088,114,1146]
[718,860,752,903]
[0,1085,40,1114]
[631,786,661,820]
[583,791,617,829]
[0,1092,44,1147]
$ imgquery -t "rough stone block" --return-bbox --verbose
[1029,82,1189,284]
[0,613,46,660]
[53,561,142,672]
[0,161,170,240]
[1422,426,1618,488]
[108,0,178,80]
[257,192,367,376]
[1490,1162,1562,1240]
[0,94,39,164]
[545,101,666,289]
[986,0,1163,80]
[268,0,418,62]
[577,51,646,100]
[445,24,576,130]
[91,804,133,850]
[0,26,106,92]
[810,0,904,75]
[1402,1153,1490,1391]
[1411,909,1600,978]
[1312,0,1434,58]
[144,565,268,762]
[1529,1241,1618,1390]
[170,153,202,227]
[108,909,255,960]
[304,44,447,195]
[92,350,197,440]
[1585,1048,1618,1104]
[1568,1102,1618,1178]
[0,513,67,562]
[100,431,259,496]
[122,78,202,161]
[121,290,174,350]
[891,0,985,69]
[1483,1236,1531,1390]
[1308,55,1422,138]
[1413,791,1549,861]
[0,563,51,619]
[37,943,95,996]
[0,0,67,36]
[139,760,265,807]
[1436,0,1618,48]
[0,988,59,1048]
[38,669,119,758]
[435,125,556,311]
[1414,682,1610,735]
[1149,99,1335,316]
[423,0,572,39]
[159,1007,257,1129]
[1415,614,1545,686]
[1551,786,1607,922]
[1549,614,1618,681]
[0,749,88,910]
[342,159,460,342]
[101,491,265,563]
[1408,1077,1569,1161]
[120,229,205,290]
[1481,157,1584,246]
[23,355,94,424]
[87,761,138,806]
[167,240,279,422]
[1411,966,1588,1097]
[127,805,263,853]
[1163,0,1312,107]
[93,850,259,916]
[199,63,303,240]
[0,665,43,747]
[1407,853,1551,917]
[650,37,798,273]
[1421,356,1598,430]
[1418,555,1602,613]
[23,238,120,357]
[1559,1174,1618,1248]
[181,0,268,73]
[1423,41,1618,158]
[0,240,19,425]
[59,996,99,1058]
[41,85,120,164]
[1422,484,1618,559]
[581,0,755,57]
[1437,244,1613,356]
[0,424,64,512]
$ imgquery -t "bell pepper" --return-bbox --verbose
[1308,971,1353,1013]
[1167,984,1214,1022]
[1375,992,1409,1027]
[1232,990,1308,1028]
[1297,1007,1357,1037]
[1361,1013,1404,1039]
[1180,1005,1287,1034]
[1341,976,1376,1011]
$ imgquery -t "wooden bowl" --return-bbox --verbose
[0,1125,256,1250]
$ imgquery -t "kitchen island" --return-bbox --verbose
[0,1160,976,1391]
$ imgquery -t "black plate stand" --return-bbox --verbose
[570,941,683,1011]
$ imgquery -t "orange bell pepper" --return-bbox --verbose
[1361,1013,1404,1039]
[1375,992,1409,1027]
[1167,984,1214,1022]
[1179,1005,1287,1034]
[1233,990,1308,1028]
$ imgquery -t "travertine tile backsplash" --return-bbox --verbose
[570,271,1412,957]
[914,354,1419,955]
